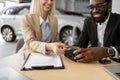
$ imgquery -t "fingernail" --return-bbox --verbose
[73,50,75,53]
[74,57,76,59]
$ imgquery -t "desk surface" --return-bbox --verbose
[0,52,119,80]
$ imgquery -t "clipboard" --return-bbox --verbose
[21,53,64,70]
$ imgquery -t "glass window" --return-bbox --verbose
[4,6,19,15]
[18,7,30,15]
[4,8,14,15]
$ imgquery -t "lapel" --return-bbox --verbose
[48,16,55,42]
[91,20,98,45]
[31,15,56,42]
[104,13,115,44]
[31,14,41,40]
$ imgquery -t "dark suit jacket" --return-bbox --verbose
[79,13,120,62]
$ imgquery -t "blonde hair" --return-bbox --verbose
[30,0,55,17]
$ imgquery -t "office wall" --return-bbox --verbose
[112,0,120,14]
[55,0,66,10]
[0,0,4,3]
[19,0,31,3]
[55,0,89,13]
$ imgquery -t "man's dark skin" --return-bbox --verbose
[73,0,111,63]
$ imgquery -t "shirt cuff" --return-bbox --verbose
[111,47,120,58]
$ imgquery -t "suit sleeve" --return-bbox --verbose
[21,15,46,54]
[114,25,120,58]
[54,17,59,42]
[78,18,90,48]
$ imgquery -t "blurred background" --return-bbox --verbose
[0,0,120,59]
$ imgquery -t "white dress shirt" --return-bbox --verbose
[39,16,51,42]
[97,14,120,58]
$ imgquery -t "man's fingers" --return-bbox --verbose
[73,48,87,55]
[76,59,85,63]
[76,57,91,63]
[76,54,94,63]
[74,54,84,60]
[73,49,82,55]
[76,59,89,63]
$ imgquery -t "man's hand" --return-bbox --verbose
[46,42,68,55]
[73,47,108,63]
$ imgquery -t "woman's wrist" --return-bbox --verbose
[46,43,53,51]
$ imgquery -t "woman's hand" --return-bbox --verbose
[46,42,68,55]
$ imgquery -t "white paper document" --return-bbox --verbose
[22,53,64,70]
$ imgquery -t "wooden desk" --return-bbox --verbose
[0,52,119,80]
